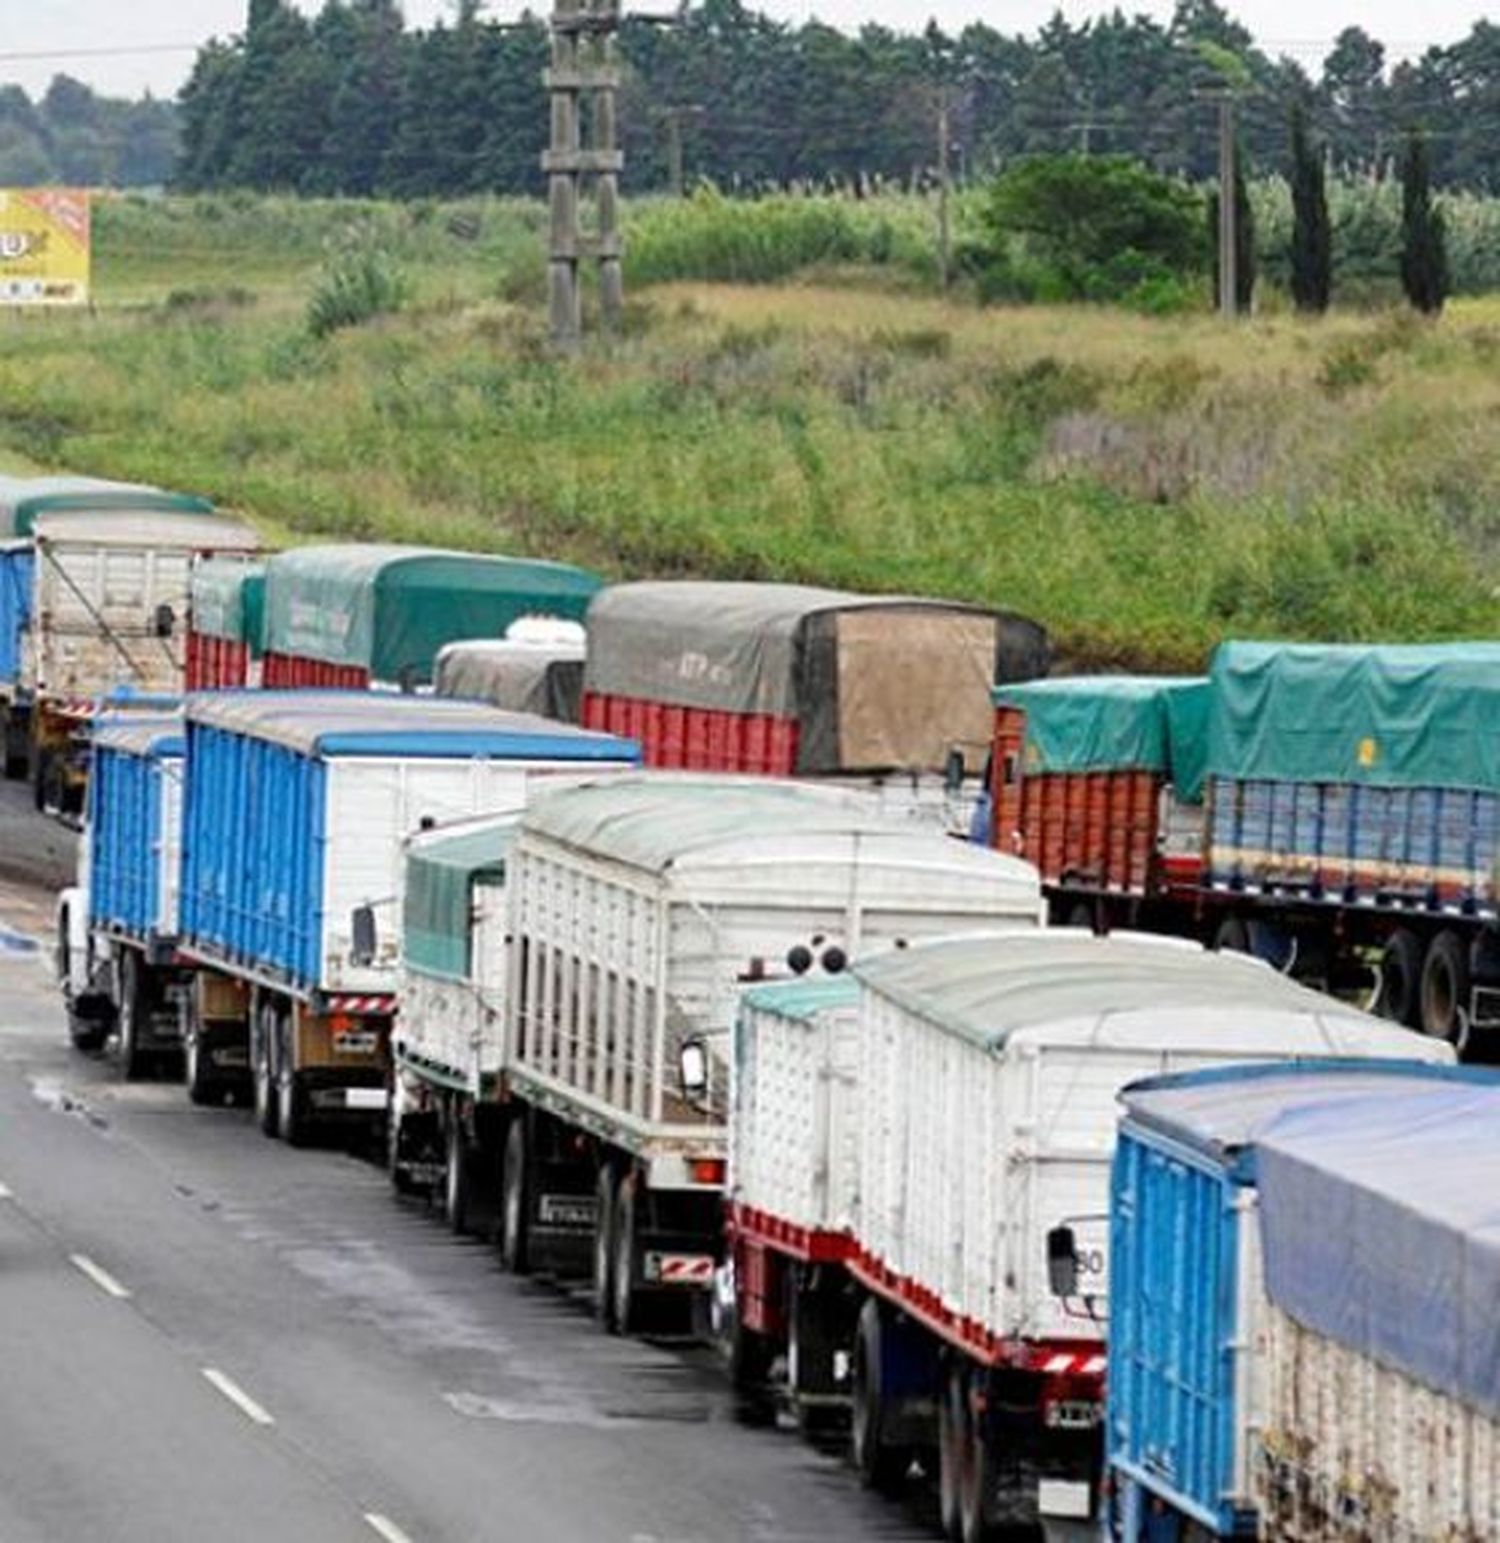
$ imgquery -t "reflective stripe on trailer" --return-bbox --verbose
[650,1254,716,1285]
[323,995,394,1017]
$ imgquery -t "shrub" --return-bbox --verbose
[975,155,1206,305]
[307,234,411,339]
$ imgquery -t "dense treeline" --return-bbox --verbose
[176,0,1500,198]
[0,76,176,187]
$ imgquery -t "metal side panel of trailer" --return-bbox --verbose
[88,736,183,945]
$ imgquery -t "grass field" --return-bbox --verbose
[0,193,1494,669]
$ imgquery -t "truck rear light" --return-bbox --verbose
[689,1158,726,1186]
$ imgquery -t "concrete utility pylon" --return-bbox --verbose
[545,0,624,349]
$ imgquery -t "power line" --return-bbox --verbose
[0,43,200,64]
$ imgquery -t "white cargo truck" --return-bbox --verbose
[744,931,1438,1542]
[0,492,259,813]
[390,812,517,1228]
[498,774,1045,1335]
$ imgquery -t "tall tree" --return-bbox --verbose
[1400,128,1448,313]
[1288,99,1331,312]
[1320,26,1387,175]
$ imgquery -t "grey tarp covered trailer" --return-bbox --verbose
[582,581,1052,775]
[434,638,585,723]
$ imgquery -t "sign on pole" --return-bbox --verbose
[0,190,91,307]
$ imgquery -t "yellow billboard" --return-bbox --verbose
[0,190,91,307]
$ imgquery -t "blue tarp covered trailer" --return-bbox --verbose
[1106,1055,1486,1541]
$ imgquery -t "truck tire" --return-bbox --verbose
[387,1101,423,1197]
[184,1020,219,1106]
[955,1390,995,1543]
[850,1298,911,1497]
[1212,915,1250,954]
[276,1010,309,1147]
[1420,930,1471,1049]
[117,952,148,1081]
[252,1001,279,1139]
[68,1006,109,1054]
[31,747,48,812]
[499,1117,530,1274]
[610,1167,642,1336]
[1378,928,1424,1029]
[937,1361,966,1540]
[444,1112,473,1235]
[592,1162,617,1328]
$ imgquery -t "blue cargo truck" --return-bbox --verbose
[1104,1058,1499,1542]
[176,691,638,1140]
[56,713,188,1077]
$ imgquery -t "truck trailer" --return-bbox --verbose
[185,556,266,690]
[390,812,516,1228]
[988,644,1500,1051]
[736,930,1441,1541]
[0,484,258,812]
[1106,1057,1492,1542]
[580,582,1051,828]
[257,545,601,690]
[176,692,638,1138]
[55,712,187,1075]
[495,774,1045,1335]
[433,634,586,722]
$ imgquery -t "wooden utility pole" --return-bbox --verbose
[659,104,706,197]
[937,92,952,289]
[1216,93,1237,321]
[544,0,624,348]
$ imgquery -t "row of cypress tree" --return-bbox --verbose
[1215,112,1447,315]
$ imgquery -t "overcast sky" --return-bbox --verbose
[0,1,1487,100]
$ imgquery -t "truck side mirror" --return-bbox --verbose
[679,1037,709,1101]
[351,904,378,966]
[944,747,966,795]
[1047,1225,1079,1299]
[154,602,176,639]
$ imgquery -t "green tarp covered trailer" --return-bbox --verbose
[187,558,267,689]
[260,544,603,689]
[0,477,215,539]
[990,676,1211,897]
[994,676,1211,801]
[403,819,514,982]
[1205,642,1500,913]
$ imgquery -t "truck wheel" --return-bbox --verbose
[1378,929,1424,1029]
[499,1118,531,1273]
[117,952,147,1081]
[937,1361,966,1540]
[252,1001,279,1139]
[276,1011,309,1147]
[610,1168,645,1336]
[387,1101,423,1197]
[68,1007,108,1054]
[184,1021,218,1106]
[444,1112,473,1235]
[1420,930,1471,1049]
[956,1388,995,1543]
[1212,915,1250,954]
[31,747,48,811]
[592,1163,617,1328]
[850,1298,911,1496]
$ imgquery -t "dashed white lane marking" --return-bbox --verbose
[0,1181,12,1199]
[70,1253,131,1299]
[201,1367,275,1427]
[364,1514,417,1543]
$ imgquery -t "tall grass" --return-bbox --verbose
[0,232,1495,670]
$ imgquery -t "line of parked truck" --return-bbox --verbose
[9,471,1498,1540]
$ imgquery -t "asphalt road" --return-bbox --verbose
[0,776,76,894]
[0,894,934,1543]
